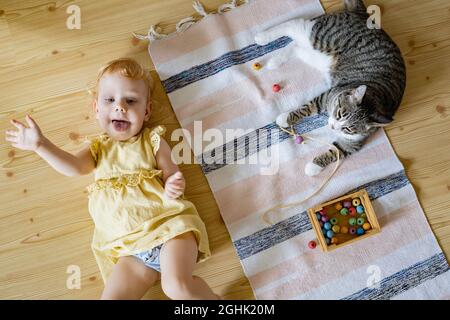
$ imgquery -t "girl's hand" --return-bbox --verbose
[5,115,45,152]
[164,171,186,199]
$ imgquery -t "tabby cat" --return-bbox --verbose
[255,0,406,176]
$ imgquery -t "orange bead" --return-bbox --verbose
[331,237,338,244]
[340,226,348,234]
[335,202,343,210]
[252,62,262,70]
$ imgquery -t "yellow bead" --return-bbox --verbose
[252,62,262,70]
[362,222,372,230]
[332,225,341,233]
[352,198,361,206]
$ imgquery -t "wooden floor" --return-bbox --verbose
[0,0,449,299]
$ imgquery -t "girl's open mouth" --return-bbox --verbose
[112,120,130,131]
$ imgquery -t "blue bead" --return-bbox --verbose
[324,222,332,230]
[356,227,365,235]
[316,213,322,220]
[326,230,334,238]
[357,205,365,213]
[322,228,327,236]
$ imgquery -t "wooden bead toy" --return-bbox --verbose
[308,240,317,249]
[348,207,356,216]
[307,189,381,252]
[272,84,281,92]
[295,135,304,144]
[252,62,262,70]
[362,222,372,231]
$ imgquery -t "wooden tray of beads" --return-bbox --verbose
[307,188,381,252]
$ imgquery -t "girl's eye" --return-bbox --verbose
[126,99,136,104]
[105,98,114,103]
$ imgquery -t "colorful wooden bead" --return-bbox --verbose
[319,209,327,215]
[340,208,349,215]
[330,218,338,225]
[326,238,331,245]
[349,227,356,235]
[326,230,334,238]
[308,240,317,249]
[357,217,365,225]
[348,207,357,216]
[349,218,357,226]
[352,198,361,206]
[340,226,348,234]
[362,222,372,230]
[356,227,365,235]
[316,213,321,220]
[335,203,343,210]
[357,205,365,213]
[252,62,262,70]
[343,201,352,208]
[319,221,324,228]
[322,228,327,236]
[332,225,340,233]
[331,237,338,244]
[321,216,329,222]
[295,135,304,144]
[272,84,281,92]
[324,222,332,230]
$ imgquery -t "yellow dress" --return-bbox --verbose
[85,125,211,284]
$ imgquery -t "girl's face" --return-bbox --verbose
[93,72,151,141]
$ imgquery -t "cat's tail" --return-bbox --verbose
[343,0,367,13]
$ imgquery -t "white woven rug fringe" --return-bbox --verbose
[133,0,251,42]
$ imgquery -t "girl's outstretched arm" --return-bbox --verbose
[5,115,95,177]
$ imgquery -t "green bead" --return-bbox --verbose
[349,218,357,226]
[357,217,365,225]
[340,208,349,215]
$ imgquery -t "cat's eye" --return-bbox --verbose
[336,109,342,120]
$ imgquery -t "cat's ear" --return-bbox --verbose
[350,85,367,104]
[367,111,393,128]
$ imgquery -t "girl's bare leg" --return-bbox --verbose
[100,256,159,300]
[160,231,218,300]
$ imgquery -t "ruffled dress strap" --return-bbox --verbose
[149,125,167,155]
[83,133,108,166]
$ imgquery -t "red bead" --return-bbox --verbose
[308,241,317,249]
[272,84,281,92]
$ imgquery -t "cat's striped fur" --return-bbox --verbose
[255,0,406,176]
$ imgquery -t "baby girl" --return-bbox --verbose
[5,58,218,300]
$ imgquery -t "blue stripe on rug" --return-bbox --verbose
[162,36,293,94]
[342,252,450,300]
[234,170,410,260]
[198,114,329,174]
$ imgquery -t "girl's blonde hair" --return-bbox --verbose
[89,57,154,103]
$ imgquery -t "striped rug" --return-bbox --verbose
[146,0,450,299]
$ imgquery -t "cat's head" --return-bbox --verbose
[328,85,393,137]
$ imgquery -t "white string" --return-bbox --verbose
[176,16,197,33]
[261,125,342,225]
[132,25,167,41]
[193,0,209,17]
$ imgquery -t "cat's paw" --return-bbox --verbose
[276,112,290,128]
[255,32,271,46]
[305,162,324,176]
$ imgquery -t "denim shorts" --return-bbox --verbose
[133,243,163,272]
